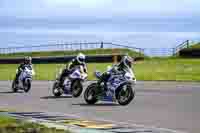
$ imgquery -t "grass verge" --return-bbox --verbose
[1,58,200,81]
[0,115,71,133]
[0,48,144,58]
[189,42,200,49]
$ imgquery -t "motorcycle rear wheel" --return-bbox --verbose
[11,80,18,93]
[52,81,62,97]
[24,80,31,93]
[71,80,83,97]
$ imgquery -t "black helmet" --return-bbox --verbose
[24,56,32,64]
[121,55,133,68]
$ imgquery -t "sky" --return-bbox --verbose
[0,0,200,49]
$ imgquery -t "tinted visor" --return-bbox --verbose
[125,59,132,68]
[79,57,85,62]
[25,57,31,63]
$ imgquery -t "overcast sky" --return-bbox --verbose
[0,0,199,48]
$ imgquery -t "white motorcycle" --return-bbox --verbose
[12,66,35,93]
[52,65,88,97]
[84,66,136,106]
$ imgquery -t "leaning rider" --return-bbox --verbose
[97,55,134,92]
[14,56,33,84]
[58,53,88,87]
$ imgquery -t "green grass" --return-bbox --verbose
[0,48,144,58]
[0,115,17,126]
[189,42,200,49]
[0,63,111,80]
[0,115,71,133]
[135,58,200,81]
[1,58,200,81]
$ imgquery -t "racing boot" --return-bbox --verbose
[58,79,64,88]
[97,81,107,96]
[14,74,20,84]
[58,69,70,88]
[14,78,19,84]
[57,74,65,88]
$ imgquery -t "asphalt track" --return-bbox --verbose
[0,81,199,133]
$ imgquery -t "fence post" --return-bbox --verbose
[186,40,189,48]
[112,49,119,64]
[100,42,103,48]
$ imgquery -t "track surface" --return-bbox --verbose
[0,81,199,133]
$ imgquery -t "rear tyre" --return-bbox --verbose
[12,80,18,93]
[71,80,83,97]
[116,83,135,106]
[84,83,98,104]
[52,81,62,97]
[24,79,31,93]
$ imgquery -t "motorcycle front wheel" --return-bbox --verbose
[11,80,18,93]
[84,83,98,104]
[71,80,83,97]
[116,83,135,106]
[24,79,31,93]
[52,81,62,97]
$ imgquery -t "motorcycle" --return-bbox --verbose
[12,66,35,93]
[84,66,136,106]
[52,65,88,97]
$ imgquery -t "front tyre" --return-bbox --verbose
[71,80,83,97]
[84,83,98,104]
[52,81,62,97]
[12,80,18,93]
[24,79,31,93]
[116,83,135,106]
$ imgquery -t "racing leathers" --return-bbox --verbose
[58,58,87,87]
[97,56,134,92]
[14,63,33,84]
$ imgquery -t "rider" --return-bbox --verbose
[14,56,33,84]
[97,55,134,92]
[58,53,88,87]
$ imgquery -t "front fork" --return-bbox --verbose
[23,78,32,85]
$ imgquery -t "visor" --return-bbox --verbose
[79,57,85,62]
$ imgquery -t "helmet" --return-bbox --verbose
[76,53,85,64]
[24,56,32,64]
[121,55,133,69]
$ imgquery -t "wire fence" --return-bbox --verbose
[143,48,174,57]
[0,40,193,57]
[0,42,144,56]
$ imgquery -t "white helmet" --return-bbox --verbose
[24,56,32,64]
[122,55,133,69]
[76,53,86,63]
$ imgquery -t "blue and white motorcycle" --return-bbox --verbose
[52,65,88,97]
[12,66,35,93]
[84,66,136,106]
